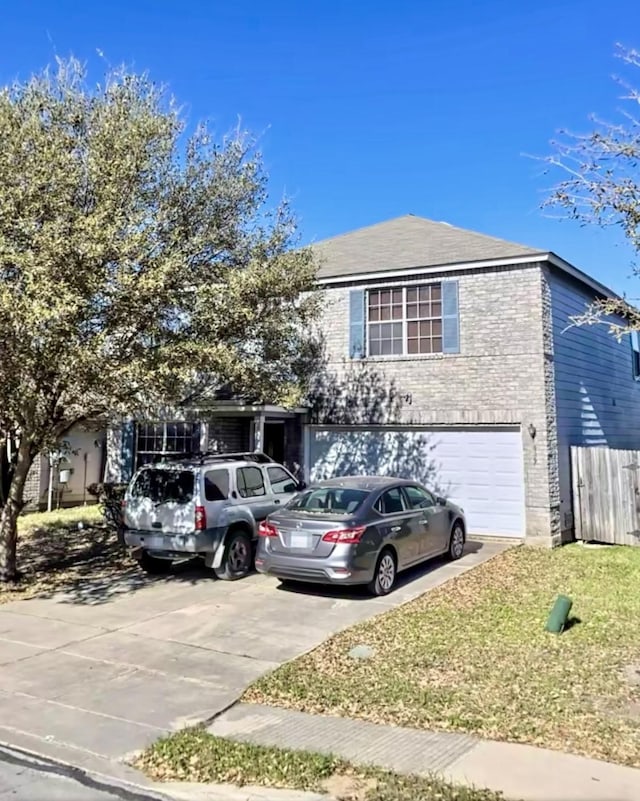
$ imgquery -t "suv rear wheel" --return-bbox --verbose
[139,550,172,575]
[214,529,253,580]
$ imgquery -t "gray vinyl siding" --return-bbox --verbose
[549,269,640,532]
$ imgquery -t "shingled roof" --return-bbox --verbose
[313,214,543,280]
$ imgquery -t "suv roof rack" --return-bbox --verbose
[163,451,275,466]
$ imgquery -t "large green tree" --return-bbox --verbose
[0,59,318,581]
[544,46,640,331]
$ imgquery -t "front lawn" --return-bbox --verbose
[137,727,504,801]
[0,505,129,603]
[245,545,640,767]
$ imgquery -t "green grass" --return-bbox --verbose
[244,545,640,767]
[136,728,505,801]
[1,504,128,603]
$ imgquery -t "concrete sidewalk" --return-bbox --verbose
[208,703,640,801]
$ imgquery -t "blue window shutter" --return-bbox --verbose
[349,289,366,358]
[442,281,460,354]
[121,420,135,482]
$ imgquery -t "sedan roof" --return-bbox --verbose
[312,475,414,491]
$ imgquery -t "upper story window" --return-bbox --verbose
[367,284,442,356]
[632,331,640,380]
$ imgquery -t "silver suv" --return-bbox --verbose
[123,452,304,579]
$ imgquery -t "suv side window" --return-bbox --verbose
[236,466,266,498]
[375,487,407,515]
[267,466,297,495]
[404,485,435,510]
[204,469,230,502]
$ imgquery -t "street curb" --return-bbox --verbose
[0,740,330,801]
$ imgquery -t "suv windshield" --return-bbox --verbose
[130,468,194,505]
[287,487,368,515]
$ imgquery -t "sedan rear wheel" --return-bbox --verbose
[368,549,396,596]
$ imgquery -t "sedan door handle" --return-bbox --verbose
[274,499,281,505]
[390,525,402,532]
[421,518,430,527]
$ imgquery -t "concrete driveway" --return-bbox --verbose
[0,540,506,770]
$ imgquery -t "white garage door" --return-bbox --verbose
[305,426,525,537]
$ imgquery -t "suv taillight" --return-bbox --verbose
[195,505,206,531]
[322,526,366,544]
[258,521,278,537]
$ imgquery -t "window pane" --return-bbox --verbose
[431,284,442,300]
[237,466,265,498]
[380,305,391,321]
[380,290,390,304]
[392,289,403,304]
[378,323,394,338]
[404,485,435,509]
[432,336,443,352]
[420,321,431,337]
[392,338,403,355]
[131,469,194,505]
[408,338,419,354]
[369,307,379,322]
[392,322,402,338]
[369,339,381,356]
[369,323,381,340]
[392,304,403,319]
[418,303,431,318]
[408,322,418,337]
[204,469,230,501]
[407,303,418,319]
[268,466,297,495]
[407,288,417,303]
[432,319,442,335]
[289,488,369,514]
[378,488,406,514]
[369,290,380,306]
[432,302,442,317]
[380,339,392,355]
[419,338,433,354]
[419,286,432,301]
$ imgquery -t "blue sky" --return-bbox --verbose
[2,0,640,293]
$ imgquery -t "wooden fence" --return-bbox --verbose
[571,446,640,546]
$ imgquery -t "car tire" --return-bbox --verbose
[138,550,172,575]
[214,529,253,580]
[368,548,397,596]
[448,520,466,561]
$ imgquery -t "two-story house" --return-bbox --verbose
[306,214,640,547]
[101,214,640,548]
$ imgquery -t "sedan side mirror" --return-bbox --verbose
[297,480,307,491]
[436,496,446,506]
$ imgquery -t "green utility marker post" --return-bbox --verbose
[545,594,573,633]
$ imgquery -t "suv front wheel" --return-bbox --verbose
[214,529,253,580]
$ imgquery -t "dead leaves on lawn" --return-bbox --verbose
[245,545,640,767]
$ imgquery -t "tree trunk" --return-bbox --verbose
[0,440,34,582]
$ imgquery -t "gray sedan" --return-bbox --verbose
[255,476,466,596]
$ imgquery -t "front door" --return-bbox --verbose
[263,421,285,464]
[402,485,449,557]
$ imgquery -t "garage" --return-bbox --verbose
[305,425,525,537]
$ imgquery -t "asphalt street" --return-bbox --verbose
[0,745,164,801]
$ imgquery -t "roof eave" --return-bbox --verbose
[316,251,617,300]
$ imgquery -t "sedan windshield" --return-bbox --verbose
[287,487,369,515]
[130,468,194,505]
